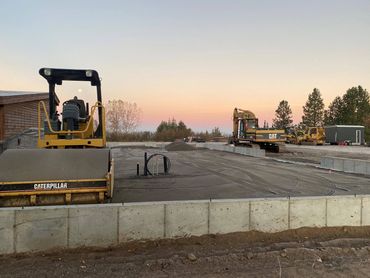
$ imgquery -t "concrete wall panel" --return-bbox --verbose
[327,197,361,226]
[289,198,326,229]
[361,197,370,226]
[209,201,249,234]
[321,157,370,176]
[2,195,370,255]
[15,208,67,253]
[354,160,367,174]
[165,202,208,237]
[194,142,266,157]
[69,206,118,247]
[250,199,289,232]
[0,210,14,254]
[119,204,164,241]
[333,159,344,171]
[234,146,244,155]
[321,157,334,169]
[343,159,355,173]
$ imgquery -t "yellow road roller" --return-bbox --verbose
[0,68,114,207]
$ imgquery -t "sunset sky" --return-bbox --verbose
[0,0,369,132]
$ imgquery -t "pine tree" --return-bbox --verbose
[302,88,325,126]
[341,86,370,125]
[272,100,293,130]
[324,96,344,125]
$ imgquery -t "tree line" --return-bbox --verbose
[272,86,370,140]
[105,100,222,141]
[105,85,370,142]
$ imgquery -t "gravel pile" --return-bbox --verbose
[165,142,196,151]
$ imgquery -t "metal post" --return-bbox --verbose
[144,152,148,176]
[136,163,140,176]
[95,84,103,137]
[163,156,168,174]
[49,83,56,120]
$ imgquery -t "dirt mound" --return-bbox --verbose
[4,227,370,277]
[165,142,196,151]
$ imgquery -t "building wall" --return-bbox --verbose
[3,99,48,140]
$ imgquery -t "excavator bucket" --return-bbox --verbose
[0,148,114,207]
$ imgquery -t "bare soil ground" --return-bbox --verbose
[3,227,370,277]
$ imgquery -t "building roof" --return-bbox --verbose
[0,90,48,105]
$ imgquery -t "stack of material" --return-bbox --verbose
[165,142,196,151]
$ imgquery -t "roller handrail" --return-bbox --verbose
[38,100,105,138]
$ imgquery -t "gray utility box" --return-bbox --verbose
[325,125,365,145]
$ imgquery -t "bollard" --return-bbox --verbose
[136,163,140,176]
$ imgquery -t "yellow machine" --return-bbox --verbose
[0,68,114,207]
[231,108,286,152]
[285,129,304,144]
[297,127,325,145]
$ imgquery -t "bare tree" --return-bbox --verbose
[106,100,142,134]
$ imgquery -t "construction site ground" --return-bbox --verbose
[3,227,370,277]
[112,143,370,203]
[2,142,370,277]
[269,144,370,164]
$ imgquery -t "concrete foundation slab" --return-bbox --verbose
[250,199,289,232]
[15,208,67,253]
[209,201,249,234]
[327,197,361,226]
[0,210,14,254]
[68,206,118,247]
[165,202,208,238]
[119,204,164,241]
[289,198,326,229]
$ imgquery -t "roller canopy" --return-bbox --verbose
[39,68,101,86]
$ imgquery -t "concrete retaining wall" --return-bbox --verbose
[321,156,370,175]
[195,142,265,157]
[107,142,265,158]
[108,142,169,149]
[1,195,369,255]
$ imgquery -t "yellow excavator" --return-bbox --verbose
[0,68,114,207]
[231,108,286,152]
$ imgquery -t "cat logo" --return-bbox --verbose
[269,134,277,139]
